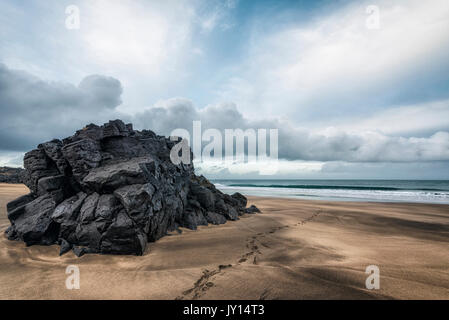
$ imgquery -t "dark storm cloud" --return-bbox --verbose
[1,64,448,163]
[0,64,126,151]
[134,98,449,162]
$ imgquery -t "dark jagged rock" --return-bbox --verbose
[244,205,261,214]
[5,120,259,256]
[0,167,25,184]
[59,239,72,256]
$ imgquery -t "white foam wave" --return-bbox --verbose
[216,185,449,204]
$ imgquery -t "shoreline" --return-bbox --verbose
[223,191,449,205]
[1,184,449,299]
[215,179,449,205]
[250,195,449,207]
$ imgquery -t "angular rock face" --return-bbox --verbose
[5,120,258,256]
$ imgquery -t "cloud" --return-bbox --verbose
[135,98,449,162]
[196,159,449,180]
[0,151,25,168]
[319,161,449,180]
[196,0,238,33]
[0,0,234,115]
[0,65,449,162]
[1,0,448,178]
[326,99,449,137]
[281,128,449,162]
[1,64,448,169]
[78,75,123,109]
[81,0,194,70]
[0,64,127,151]
[216,0,449,122]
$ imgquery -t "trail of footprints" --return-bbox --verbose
[176,209,323,300]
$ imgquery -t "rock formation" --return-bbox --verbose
[0,167,24,184]
[5,120,259,256]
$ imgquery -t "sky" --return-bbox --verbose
[0,0,449,179]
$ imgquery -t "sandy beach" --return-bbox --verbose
[1,183,448,300]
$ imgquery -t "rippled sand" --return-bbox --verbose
[1,183,449,299]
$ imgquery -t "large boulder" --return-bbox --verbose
[6,192,62,246]
[5,120,259,256]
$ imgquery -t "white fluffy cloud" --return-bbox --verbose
[81,0,194,70]
[0,64,127,150]
[135,98,449,162]
[1,64,448,166]
[328,99,449,137]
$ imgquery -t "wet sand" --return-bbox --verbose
[1,183,448,300]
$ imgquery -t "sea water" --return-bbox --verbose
[212,179,449,204]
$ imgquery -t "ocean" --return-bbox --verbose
[212,179,449,204]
